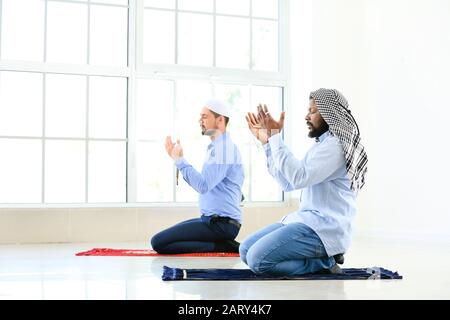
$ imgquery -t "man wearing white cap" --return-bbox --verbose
[151,100,244,254]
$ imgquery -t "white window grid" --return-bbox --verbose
[0,0,291,207]
[136,0,289,85]
[0,71,129,204]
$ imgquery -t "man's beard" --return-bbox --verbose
[201,126,216,136]
[307,120,329,138]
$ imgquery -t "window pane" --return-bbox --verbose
[250,85,282,201]
[0,139,41,203]
[90,5,128,66]
[89,76,127,139]
[250,144,282,201]
[175,80,212,202]
[143,9,175,64]
[0,71,43,136]
[144,0,174,9]
[252,0,278,19]
[46,2,88,64]
[252,19,278,71]
[178,13,213,66]
[136,142,173,202]
[213,84,250,142]
[175,80,212,139]
[251,85,282,114]
[45,140,85,203]
[216,17,249,69]
[216,0,249,16]
[214,83,280,201]
[178,0,213,13]
[88,141,126,203]
[46,74,86,138]
[0,0,45,61]
[136,79,173,141]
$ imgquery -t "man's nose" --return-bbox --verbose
[305,113,310,121]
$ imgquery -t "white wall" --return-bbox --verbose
[291,0,450,242]
[0,206,295,244]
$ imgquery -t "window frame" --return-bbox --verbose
[136,0,289,85]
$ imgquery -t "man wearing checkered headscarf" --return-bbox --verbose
[240,89,368,276]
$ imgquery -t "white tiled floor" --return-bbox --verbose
[0,237,449,300]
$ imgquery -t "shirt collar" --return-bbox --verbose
[316,130,331,143]
[208,131,228,148]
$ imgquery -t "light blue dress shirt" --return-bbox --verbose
[175,132,244,223]
[264,131,357,256]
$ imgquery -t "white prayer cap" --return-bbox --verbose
[204,99,232,118]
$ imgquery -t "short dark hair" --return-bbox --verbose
[210,110,229,126]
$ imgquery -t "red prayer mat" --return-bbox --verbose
[76,248,240,257]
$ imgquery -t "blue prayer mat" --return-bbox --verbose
[162,266,402,281]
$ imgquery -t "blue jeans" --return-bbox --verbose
[150,215,240,254]
[240,222,335,276]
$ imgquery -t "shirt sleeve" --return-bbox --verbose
[175,157,230,194]
[263,143,295,192]
[267,133,345,190]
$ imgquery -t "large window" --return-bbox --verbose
[0,0,287,205]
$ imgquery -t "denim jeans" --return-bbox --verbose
[150,215,240,254]
[239,222,335,276]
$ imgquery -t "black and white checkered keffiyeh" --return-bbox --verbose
[310,88,368,192]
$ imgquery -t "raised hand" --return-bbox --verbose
[256,104,285,135]
[246,112,269,144]
[165,136,183,160]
